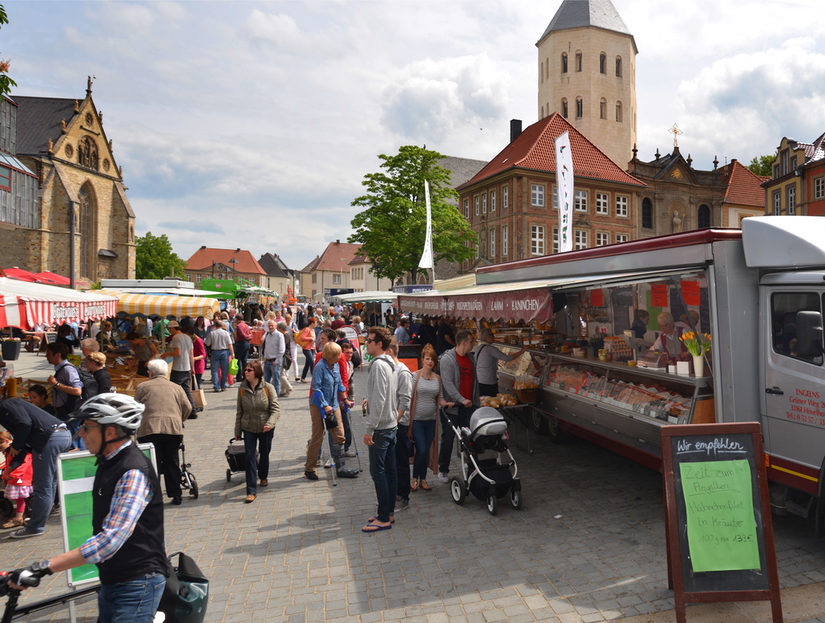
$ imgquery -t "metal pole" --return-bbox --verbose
[68,201,76,289]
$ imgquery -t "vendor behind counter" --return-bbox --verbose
[475,328,527,397]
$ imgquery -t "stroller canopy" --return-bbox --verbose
[470,407,508,438]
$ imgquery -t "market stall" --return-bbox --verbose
[0,277,118,330]
[96,289,221,318]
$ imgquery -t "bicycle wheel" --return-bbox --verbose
[187,473,199,499]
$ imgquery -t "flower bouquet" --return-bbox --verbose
[679,331,711,356]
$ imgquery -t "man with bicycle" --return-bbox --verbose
[9,394,169,623]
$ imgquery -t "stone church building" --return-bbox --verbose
[0,77,135,283]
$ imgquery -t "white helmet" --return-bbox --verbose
[72,393,144,433]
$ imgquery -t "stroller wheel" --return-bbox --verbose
[188,473,199,499]
[486,494,498,516]
[449,478,466,506]
[510,489,522,510]
[226,469,232,482]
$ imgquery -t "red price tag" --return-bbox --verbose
[651,283,668,308]
[681,280,700,307]
[591,289,604,307]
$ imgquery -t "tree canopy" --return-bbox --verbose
[748,153,776,177]
[0,5,17,98]
[135,232,187,279]
[348,145,476,284]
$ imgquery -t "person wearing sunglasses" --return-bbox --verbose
[10,394,169,623]
[234,360,280,503]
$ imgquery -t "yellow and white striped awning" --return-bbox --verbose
[97,290,221,318]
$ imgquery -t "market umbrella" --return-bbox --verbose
[2,267,40,282]
[35,271,71,286]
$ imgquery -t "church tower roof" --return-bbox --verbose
[538,0,637,51]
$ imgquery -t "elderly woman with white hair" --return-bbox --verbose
[134,358,192,505]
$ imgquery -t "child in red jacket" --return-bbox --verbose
[0,430,33,529]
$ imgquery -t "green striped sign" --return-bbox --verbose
[57,444,157,587]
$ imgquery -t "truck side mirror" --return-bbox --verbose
[795,311,824,358]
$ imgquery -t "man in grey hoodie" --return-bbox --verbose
[437,329,477,482]
[361,327,398,532]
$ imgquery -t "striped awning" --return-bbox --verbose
[98,290,221,318]
[0,278,118,329]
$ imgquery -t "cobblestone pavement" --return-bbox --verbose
[2,351,825,622]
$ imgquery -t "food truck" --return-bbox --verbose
[398,217,825,533]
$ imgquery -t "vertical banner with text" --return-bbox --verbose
[555,131,574,253]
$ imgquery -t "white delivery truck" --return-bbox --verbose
[469,216,825,533]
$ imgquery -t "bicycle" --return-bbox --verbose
[0,565,99,623]
[179,443,198,499]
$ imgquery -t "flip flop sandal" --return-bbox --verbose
[420,480,432,491]
[367,515,395,524]
[362,522,392,533]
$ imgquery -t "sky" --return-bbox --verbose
[3,0,825,271]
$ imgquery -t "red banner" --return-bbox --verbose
[398,287,553,323]
[651,283,669,308]
[590,289,604,307]
[680,280,700,307]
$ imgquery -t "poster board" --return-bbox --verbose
[57,443,157,587]
[661,423,782,622]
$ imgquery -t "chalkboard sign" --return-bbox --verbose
[661,423,783,623]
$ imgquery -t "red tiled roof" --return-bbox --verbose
[458,113,646,190]
[186,247,266,275]
[721,160,767,207]
[314,241,363,272]
[301,256,321,273]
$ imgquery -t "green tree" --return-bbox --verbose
[0,5,17,97]
[748,153,776,177]
[348,145,476,284]
[135,232,187,279]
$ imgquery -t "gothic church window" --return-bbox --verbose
[616,101,623,123]
[561,98,568,118]
[600,53,606,74]
[642,198,653,228]
[600,98,607,119]
[561,53,568,73]
[615,56,622,77]
[575,51,582,72]
[576,97,583,118]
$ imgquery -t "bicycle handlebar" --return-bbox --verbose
[0,561,52,596]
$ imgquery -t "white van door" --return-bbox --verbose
[762,286,825,493]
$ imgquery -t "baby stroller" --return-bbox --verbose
[446,407,522,515]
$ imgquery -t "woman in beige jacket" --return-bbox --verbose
[234,360,280,503]
[135,359,192,505]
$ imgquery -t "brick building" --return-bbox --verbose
[185,247,266,287]
[0,78,136,282]
[457,113,645,267]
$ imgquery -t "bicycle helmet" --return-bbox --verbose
[72,393,145,433]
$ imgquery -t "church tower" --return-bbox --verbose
[536,0,637,167]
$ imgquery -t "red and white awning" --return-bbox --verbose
[0,278,118,330]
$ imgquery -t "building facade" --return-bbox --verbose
[0,78,136,282]
[457,114,646,268]
[763,132,825,217]
[257,252,297,299]
[185,247,267,287]
[536,0,637,168]
[630,148,766,236]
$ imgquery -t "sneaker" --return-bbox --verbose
[395,498,410,511]
[324,459,334,469]
[437,472,449,483]
[9,528,44,539]
[344,449,357,457]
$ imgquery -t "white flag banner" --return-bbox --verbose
[555,131,574,253]
[418,179,434,269]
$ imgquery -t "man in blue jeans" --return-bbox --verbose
[361,326,398,533]
[261,319,284,396]
[10,394,170,623]
[0,398,73,538]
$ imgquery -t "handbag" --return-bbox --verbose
[282,352,292,371]
[228,357,239,376]
[323,408,339,430]
[158,551,209,623]
[191,378,207,410]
